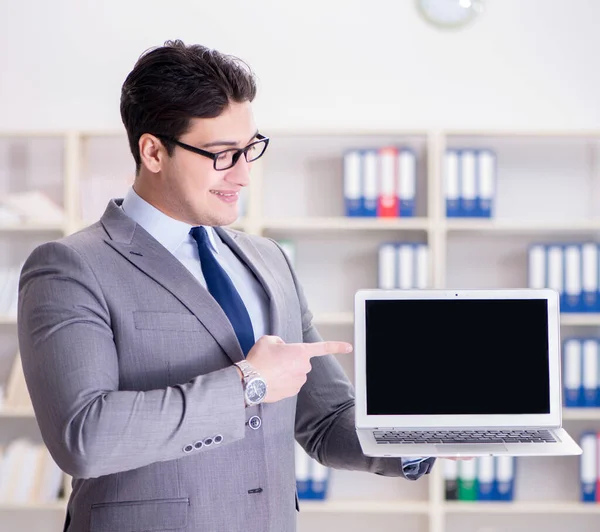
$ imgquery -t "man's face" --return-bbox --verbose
[156,101,258,227]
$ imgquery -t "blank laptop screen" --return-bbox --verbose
[365,299,551,416]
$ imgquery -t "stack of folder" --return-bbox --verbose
[378,242,429,289]
[444,457,516,502]
[563,338,600,408]
[0,439,64,504]
[528,243,600,312]
[444,148,496,218]
[343,147,416,217]
[2,352,33,411]
[294,442,329,501]
[580,432,600,502]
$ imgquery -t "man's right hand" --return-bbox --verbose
[245,335,353,403]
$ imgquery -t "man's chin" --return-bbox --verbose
[209,211,239,228]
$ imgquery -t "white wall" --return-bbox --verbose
[1,0,600,132]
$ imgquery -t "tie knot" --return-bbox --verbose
[190,226,209,246]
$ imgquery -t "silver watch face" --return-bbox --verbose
[246,377,267,404]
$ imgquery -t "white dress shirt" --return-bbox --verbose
[121,187,270,340]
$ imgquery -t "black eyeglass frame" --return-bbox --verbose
[155,133,269,171]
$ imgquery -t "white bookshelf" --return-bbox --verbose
[262,217,431,232]
[442,501,600,514]
[0,407,35,419]
[1,129,600,532]
[0,502,67,511]
[300,500,430,514]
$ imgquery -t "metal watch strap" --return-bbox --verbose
[235,360,259,383]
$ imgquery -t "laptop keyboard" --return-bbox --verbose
[374,429,557,444]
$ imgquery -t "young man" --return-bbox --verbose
[17,40,434,532]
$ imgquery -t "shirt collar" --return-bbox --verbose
[121,187,220,254]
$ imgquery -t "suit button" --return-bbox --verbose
[214,435,223,444]
[194,440,203,450]
[248,415,262,430]
[204,437,213,447]
[183,444,194,453]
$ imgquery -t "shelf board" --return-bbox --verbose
[262,217,430,232]
[311,312,600,328]
[443,501,600,514]
[299,499,429,514]
[563,408,600,420]
[0,315,17,325]
[261,128,429,137]
[0,222,64,233]
[0,407,35,418]
[444,130,600,138]
[560,314,600,326]
[445,219,600,233]
[0,501,67,511]
[313,312,353,326]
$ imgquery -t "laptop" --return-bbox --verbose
[354,288,582,457]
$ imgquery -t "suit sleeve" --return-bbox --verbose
[268,241,435,480]
[17,241,246,479]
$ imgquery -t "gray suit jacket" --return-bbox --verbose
[17,199,433,532]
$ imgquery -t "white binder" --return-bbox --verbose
[528,245,546,289]
[459,150,477,216]
[362,150,378,216]
[444,150,460,216]
[582,339,599,407]
[564,338,583,407]
[547,246,564,297]
[396,245,414,289]
[564,245,582,312]
[414,244,429,289]
[378,243,397,289]
[582,243,598,311]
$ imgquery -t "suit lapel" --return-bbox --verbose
[101,200,245,364]
[216,228,286,339]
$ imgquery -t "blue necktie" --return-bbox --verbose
[190,226,255,356]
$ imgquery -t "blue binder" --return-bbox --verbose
[527,244,547,289]
[580,432,597,502]
[582,243,599,312]
[476,456,495,501]
[343,150,362,217]
[362,149,378,217]
[563,338,583,408]
[495,456,515,501]
[476,149,495,218]
[546,244,565,310]
[308,458,329,500]
[295,443,311,500]
[445,149,461,217]
[459,149,477,217]
[582,338,600,408]
[563,244,583,313]
[398,148,416,217]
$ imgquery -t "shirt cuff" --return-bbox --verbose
[401,456,432,479]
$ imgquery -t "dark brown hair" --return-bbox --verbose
[120,40,257,172]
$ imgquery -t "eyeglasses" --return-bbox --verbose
[156,133,269,171]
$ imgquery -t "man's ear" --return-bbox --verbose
[138,134,166,173]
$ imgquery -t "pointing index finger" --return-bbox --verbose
[302,341,353,358]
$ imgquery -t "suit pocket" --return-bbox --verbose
[90,497,189,532]
[134,311,201,332]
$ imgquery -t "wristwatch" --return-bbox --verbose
[234,360,267,407]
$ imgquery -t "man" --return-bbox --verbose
[17,40,435,532]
